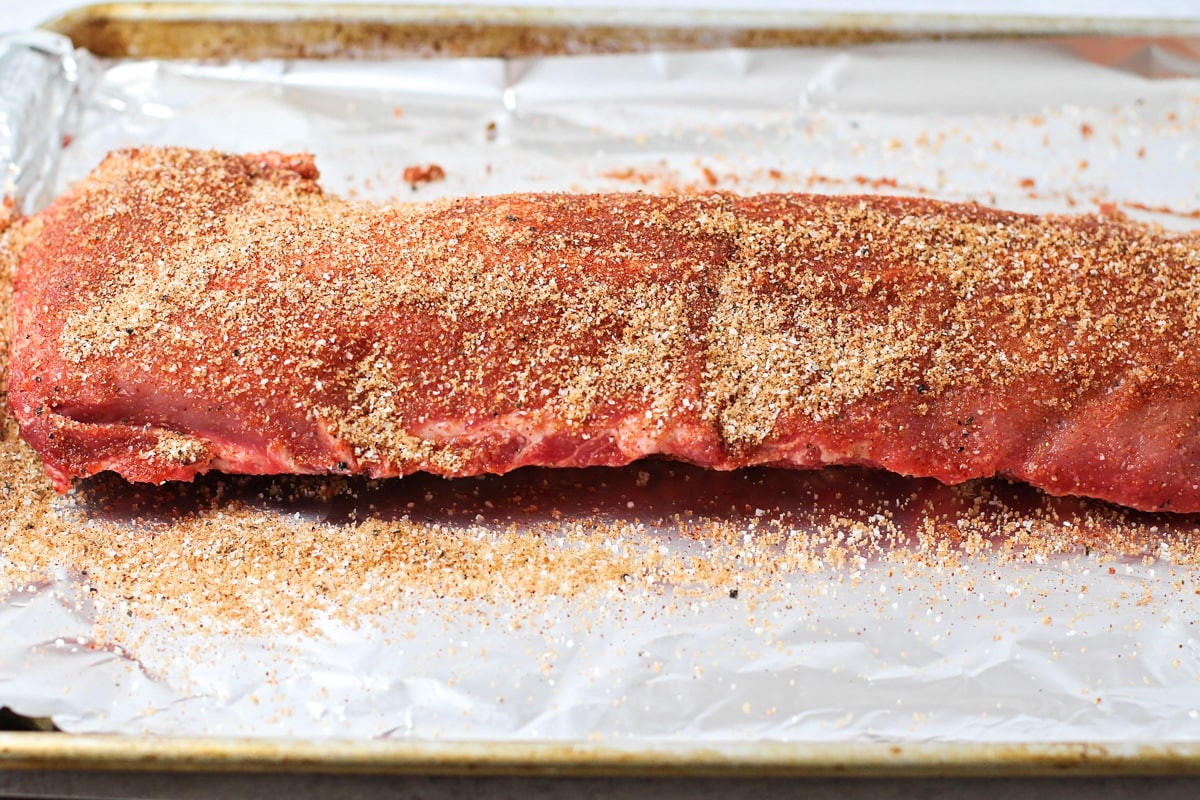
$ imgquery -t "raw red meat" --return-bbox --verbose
[8,147,1200,511]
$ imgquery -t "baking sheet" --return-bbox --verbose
[3,28,1200,743]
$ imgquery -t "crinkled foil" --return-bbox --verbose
[0,32,85,216]
[3,30,1200,740]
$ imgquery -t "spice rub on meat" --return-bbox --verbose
[7,147,1200,511]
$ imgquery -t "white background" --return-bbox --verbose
[2,0,1198,38]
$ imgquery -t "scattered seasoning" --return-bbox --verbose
[402,163,446,187]
[1120,200,1200,221]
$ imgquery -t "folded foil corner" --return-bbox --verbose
[0,31,88,216]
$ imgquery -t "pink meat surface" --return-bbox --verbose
[8,147,1200,511]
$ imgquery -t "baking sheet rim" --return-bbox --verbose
[4,734,1200,777]
[40,1,1200,41]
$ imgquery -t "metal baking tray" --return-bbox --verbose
[4,0,1200,782]
[40,1,1200,60]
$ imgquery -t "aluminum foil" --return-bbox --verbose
[3,30,1200,740]
[0,32,84,217]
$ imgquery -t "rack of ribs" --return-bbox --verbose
[6,147,1200,511]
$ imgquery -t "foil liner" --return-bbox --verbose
[2,31,1200,740]
[0,32,86,216]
